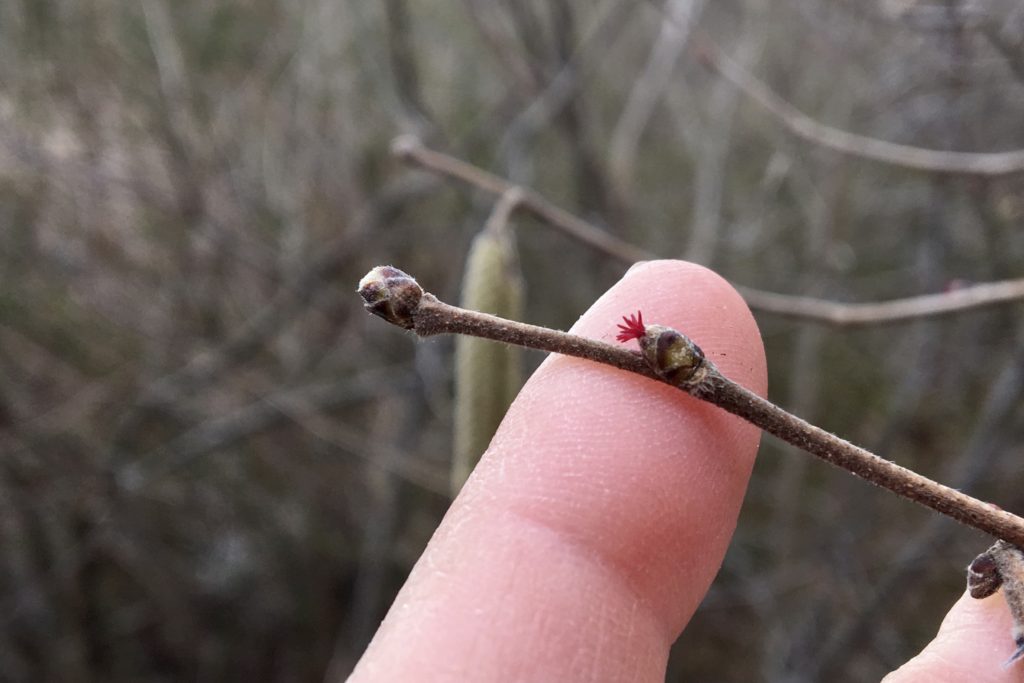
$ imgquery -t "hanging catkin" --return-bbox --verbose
[451,201,524,495]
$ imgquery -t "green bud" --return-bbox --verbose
[639,323,706,387]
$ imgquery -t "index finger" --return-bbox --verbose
[348,260,767,682]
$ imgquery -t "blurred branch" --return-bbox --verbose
[0,132,180,216]
[128,173,434,409]
[384,0,433,132]
[393,135,1024,325]
[498,0,635,194]
[140,0,206,217]
[461,0,538,95]
[692,32,1024,176]
[392,135,650,263]
[107,172,437,474]
[610,0,701,198]
[980,22,1024,84]
[140,0,189,114]
[124,369,448,496]
[273,397,450,498]
[738,279,1024,325]
[684,13,765,265]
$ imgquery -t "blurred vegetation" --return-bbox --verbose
[2,0,1024,680]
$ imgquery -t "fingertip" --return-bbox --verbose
[476,259,767,629]
[596,260,767,396]
[351,259,767,682]
[885,591,1019,683]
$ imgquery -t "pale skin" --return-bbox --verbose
[349,260,1018,682]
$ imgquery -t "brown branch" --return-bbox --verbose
[392,135,1024,326]
[736,279,1024,326]
[608,0,699,198]
[692,33,1024,176]
[805,341,1024,676]
[391,135,651,264]
[482,187,524,236]
[358,265,1024,547]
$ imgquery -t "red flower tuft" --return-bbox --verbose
[615,310,646,343]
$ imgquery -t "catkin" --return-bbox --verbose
[451,227,524,494]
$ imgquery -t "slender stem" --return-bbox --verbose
[391,134,653,264]
[358,266,1024,548]
[415,294,659,381]
[692,372,1024,545]
[736,280,1024,326]
[686,28,1024,176]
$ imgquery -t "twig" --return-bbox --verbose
[140,0,192,139]
[482,187,524,235]
[393,135,1024,325]
[118,173,433,415]
[806,339,1024,677]
[391,135,651,264]
[460,1,538,96]
[691,32,1024,176]
[357,265,1024,547]
[685,17,765,264]
[609,0,701,197]
[736,279,1024,326]
[981,21,1024,85]
[105,172,437,492]
[383,0,433,131]
[498,0,635,191]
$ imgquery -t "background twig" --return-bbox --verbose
[692,32,1024,176]
[395,135,1024,326]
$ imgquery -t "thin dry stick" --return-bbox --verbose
[358,265,1024,547]
[609,0,700,197]
[392,135,1024,325]
[391,135,652,264]
[692,32,1024,176]
[737,280,1024,326]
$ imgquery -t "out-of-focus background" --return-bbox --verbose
[3,0,1024,680]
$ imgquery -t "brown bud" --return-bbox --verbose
[967,541,1024,666]
[357,266,423,329]
[968,550,1003,599]
[639,324,706,387]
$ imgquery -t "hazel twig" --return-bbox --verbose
[391,134,652,265]
[687,29,1024,177]
[357,265,1024,549]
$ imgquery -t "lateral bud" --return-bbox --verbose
[967,541,1024,666]
[639,324,706,387]
[968,548,1003,599]
[357,265,423,329]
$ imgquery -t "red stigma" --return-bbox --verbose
[615,310,646,343]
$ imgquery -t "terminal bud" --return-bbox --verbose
[357,266,423,329]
